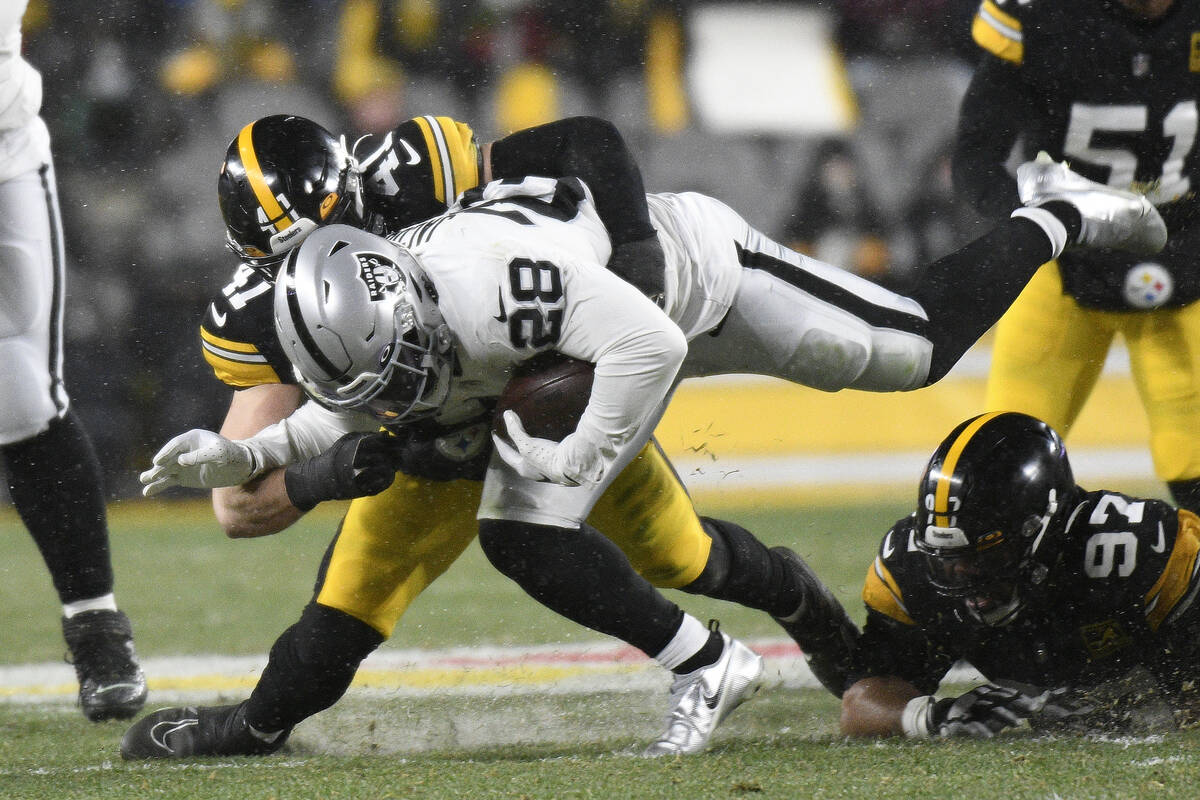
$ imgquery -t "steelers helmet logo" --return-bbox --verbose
[1123,262,1173,309]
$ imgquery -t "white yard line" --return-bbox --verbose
[0,639,987,706]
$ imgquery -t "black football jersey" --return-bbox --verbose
[957,0,1200,308]
[853,488,1200,695]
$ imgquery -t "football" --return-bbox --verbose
[494,353,595,442]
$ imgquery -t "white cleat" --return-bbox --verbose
[643,632,764,757]
[1016,151,1167,256]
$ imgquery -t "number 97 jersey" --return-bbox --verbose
[856,488,1200,692]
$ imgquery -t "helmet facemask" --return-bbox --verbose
[306,299,455,424]
[919,511,1053,626]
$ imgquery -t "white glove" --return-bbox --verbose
[491,410,604,487]
[139,429,265,496]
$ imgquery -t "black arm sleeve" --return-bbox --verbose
[951,55,1032,220]
[847,611,952,696]
[489,116,656,245]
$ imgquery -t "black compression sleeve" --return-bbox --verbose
[489,116,656,245]
[951,56,1032,220]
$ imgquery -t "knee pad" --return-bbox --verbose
[0,338,60,444]
[785,328,869,391]
[853,331,932,391]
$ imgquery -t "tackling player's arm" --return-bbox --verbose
[485,117,665,301]
[840,521,953,737]
[211,384,306,538]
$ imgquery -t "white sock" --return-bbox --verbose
[63,594,118,618]
[652,614,711,671]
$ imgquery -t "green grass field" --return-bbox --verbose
[2,496,1198,799]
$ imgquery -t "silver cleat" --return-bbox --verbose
[1016,151,1167,255]
[643,632,764,757]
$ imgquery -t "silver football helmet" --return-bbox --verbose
[273,224,454,423]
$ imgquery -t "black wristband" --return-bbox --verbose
[283,460,325,512]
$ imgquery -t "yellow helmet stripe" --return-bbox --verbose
[237,121,292,234]
[414,115,454,205]
[933,411,1006,527]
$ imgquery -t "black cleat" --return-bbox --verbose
[63,609,148,721]
[770,547,860,697]
[120,701,290,759]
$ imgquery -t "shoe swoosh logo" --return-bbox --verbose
[1151,522,1167,553]
[151,717,199,753]
[93,682,141,696]
[210,304,227,327]
[493,287,508,322]
[703,661,734,711]
[398,138,421,166]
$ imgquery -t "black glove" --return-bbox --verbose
[283,432,401,511]
[606,233,666,306]
[908,684,1042,739]
[390,419,493,482]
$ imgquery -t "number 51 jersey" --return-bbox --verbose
[972,0,1200,308]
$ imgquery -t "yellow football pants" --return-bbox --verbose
[987,263,1200,484]
[314,439,712,636]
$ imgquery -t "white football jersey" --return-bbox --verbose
[395,177,687,461]
[0,0,50,181]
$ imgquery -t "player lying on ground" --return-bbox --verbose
[122,116,856,760]
[840,411,1200,738]
[132,149,1166,757]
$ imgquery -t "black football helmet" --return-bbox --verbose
[914,412,1076,625]
[217,115,365,278]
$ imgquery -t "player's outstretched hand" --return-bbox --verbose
[931,684,1042,739]
[140,429,261,496]
[492,409,603,487]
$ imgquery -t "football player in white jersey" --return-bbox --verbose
[133,154,1164,756]
[0,0,145,720]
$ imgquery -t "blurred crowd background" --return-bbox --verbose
[21,0,988,497]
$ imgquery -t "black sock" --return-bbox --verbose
[681,517,805,618]
[912,215,1060,384]
[1039,200,1083,242]
[246,602,383,733]
[478,519,685,657]
[2,410,113,602]
[673,625,725,674]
